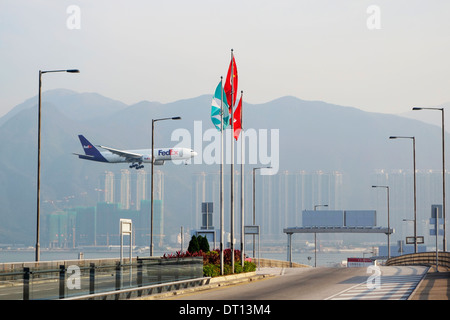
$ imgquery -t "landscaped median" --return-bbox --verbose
[163,235,257,277]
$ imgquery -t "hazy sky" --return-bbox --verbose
[1,0,450,117]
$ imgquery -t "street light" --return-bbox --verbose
[372,185,391,258]
[313,204,328,267]
[413,107,446,251]
[150,116,181,256]
[252,166,271,258]
[36,69,79,262]
[389,136,417,253]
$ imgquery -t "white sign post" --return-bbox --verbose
[120,219,133,264]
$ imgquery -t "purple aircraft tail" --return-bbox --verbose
[77,135,108,162]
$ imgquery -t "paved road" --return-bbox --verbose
[172,266,428,300]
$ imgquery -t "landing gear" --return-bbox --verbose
[129,163,144,169]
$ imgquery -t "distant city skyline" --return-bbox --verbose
[41,168,448,251]
[1,1,450,118]
[44,169,166,248]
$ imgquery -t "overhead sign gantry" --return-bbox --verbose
[283,210,394,266]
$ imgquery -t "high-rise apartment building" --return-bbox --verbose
[103,171,114,203]
[191,170,344,242]
[120,169,131,209]
[371,169,449,247]
[136,169,146,210]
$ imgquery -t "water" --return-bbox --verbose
[0,250,121,263]
[0,248,367,267]
[263,251,371,267]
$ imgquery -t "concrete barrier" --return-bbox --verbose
[64,277,211,300]
[252,258,309,268]
[386,252,450,269]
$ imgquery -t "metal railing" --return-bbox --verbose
[386,252,450,269]
[0,257,203,300]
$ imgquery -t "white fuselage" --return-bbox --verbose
[101,147,195,163]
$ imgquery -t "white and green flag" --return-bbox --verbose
[211,81,230,131]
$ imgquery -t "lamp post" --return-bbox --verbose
[36,69,79,262]
[252,166,271,258]
[389,136,417,253]
[313,204,328,267]
[150,116,181,256]
[413,107,446,251]
[372,185,390,258]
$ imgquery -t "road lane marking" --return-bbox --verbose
[325,267,427,300]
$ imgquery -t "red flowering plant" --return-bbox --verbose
[163,248,255,277]
[163,235,255,276]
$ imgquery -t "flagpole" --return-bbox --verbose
[220,76,224,276]
[230,49,235,273]
[240,91,244,269]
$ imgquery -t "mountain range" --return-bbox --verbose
[0,89,447,245]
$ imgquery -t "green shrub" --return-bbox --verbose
[223,264,232,275]
[198,235,210,252]
[187,235,210,254]
[187,235,200,253]
[203,264,220,277]
[243,261,256,272]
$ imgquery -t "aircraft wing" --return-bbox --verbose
[72,153,95,158]
[98,145,143,160]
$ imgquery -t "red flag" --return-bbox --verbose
[224,56,238,111]
[233,95,242,140]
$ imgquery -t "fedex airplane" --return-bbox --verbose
[74,135,197,169]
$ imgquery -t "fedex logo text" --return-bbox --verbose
[158,149,178,156]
